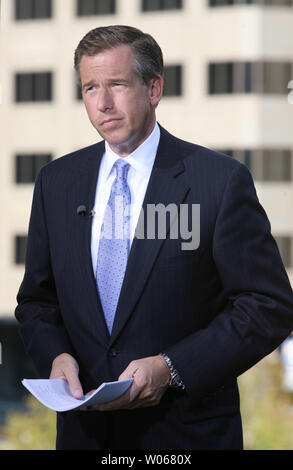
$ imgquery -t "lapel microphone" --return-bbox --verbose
[77,205,95,218]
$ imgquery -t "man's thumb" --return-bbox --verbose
[67,374,83,399]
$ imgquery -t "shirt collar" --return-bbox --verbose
[103,122,160,179]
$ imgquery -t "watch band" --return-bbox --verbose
[160,353,185,390]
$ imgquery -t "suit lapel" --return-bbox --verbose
[71,141,111,347]
[109,127,191,347]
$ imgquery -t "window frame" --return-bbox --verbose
[142,0,183,12]
[14,235,28,265]
[208,61,293,95]
[15,153,52,184]
[15,72,53,103]
[208,0,293,7]
[163,64,183,97]
[15,0,52,21]
[76,0,116,16]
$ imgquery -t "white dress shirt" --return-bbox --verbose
[91,122,160,278]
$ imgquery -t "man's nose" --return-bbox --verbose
[97,88,113,112]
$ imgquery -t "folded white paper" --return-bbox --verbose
[22,377,133,412]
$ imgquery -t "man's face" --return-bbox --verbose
[79,45,163,156]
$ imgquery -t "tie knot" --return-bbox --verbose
[113,159,130,181]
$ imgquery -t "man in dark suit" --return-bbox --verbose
[15,25,293,450]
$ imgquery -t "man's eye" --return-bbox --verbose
[86,86,96,93]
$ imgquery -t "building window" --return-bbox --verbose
[208,61,292,95]
[163,65,183,96]
[76,84,82,101]
[209,1,293,6]
[263,62,292,94]
[209,0,233,5]
[209,62,233,94]
[77,0,116,15]
[15,154,52,183]
[14,236,27,265]
[15,72,53,102]
[217,148,292,182]
[262,150,292,181]
[15,0,52,20]
[142,0,183,11]
[275,236,292,269]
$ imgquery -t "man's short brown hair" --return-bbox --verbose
[74,25,164,86]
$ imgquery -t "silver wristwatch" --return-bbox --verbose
[160,353,185,390]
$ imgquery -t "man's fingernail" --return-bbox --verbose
[73,389,82,398]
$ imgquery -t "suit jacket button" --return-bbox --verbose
[109,348,119,357]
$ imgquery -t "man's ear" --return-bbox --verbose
[149,76,164,107]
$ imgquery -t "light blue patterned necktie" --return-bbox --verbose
[96,159,131,333]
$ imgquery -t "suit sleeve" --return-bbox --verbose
[15,168,74,378]
[165,163,293,400]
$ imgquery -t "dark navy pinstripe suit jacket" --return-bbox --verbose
[15,126,293,449]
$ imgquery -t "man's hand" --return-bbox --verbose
[50,353,84,399]
[84,355,171,411]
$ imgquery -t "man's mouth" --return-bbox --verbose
[100,118,121,126]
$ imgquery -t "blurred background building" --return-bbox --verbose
[0,0,292,430]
